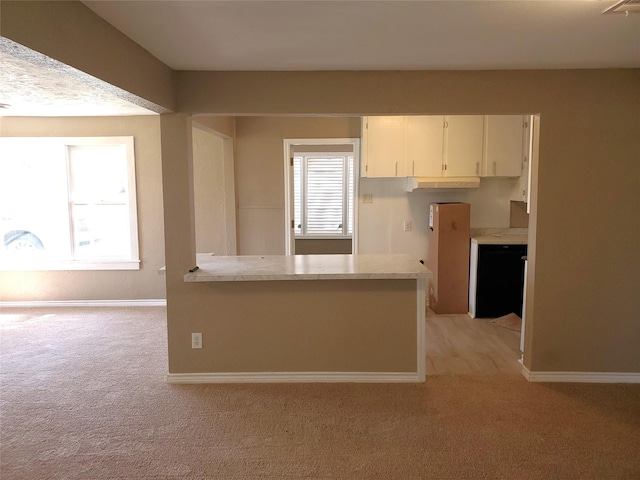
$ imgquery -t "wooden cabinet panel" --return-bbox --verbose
[407,115,444,177]
[444,115,483,177]
[362,116,406,177]
[483,115,524,177]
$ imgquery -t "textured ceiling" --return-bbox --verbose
[0,39,159,118]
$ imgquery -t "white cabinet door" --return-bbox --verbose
[443,115,484,177]
[361,116,405,177]
[483,115,524,177]
[407,115,444,177]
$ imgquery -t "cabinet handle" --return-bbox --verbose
[476,162,479,176]
[412,161,415,176]
[395,161,398,177]
[493,161,497,175]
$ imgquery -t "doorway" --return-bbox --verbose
[283,138,360,255]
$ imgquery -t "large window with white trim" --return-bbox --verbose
[293,153,354,238]
[0,137,139,270]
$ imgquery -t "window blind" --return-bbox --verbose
[306,157,344,235]
[293,154,353,238]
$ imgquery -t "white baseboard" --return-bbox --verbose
[522,365,640,383]
[0,299,166,308]
[167,371,421,384]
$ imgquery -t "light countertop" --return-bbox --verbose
[159,253,215,274]
[184,254,431,282]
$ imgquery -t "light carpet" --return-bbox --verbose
[1,307,639,479]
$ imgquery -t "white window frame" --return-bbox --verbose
[294,153,353,239]
[0,136,140,271]
[283,138,360,256]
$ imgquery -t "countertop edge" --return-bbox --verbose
[182,254,432,283]
[184,272,431,282]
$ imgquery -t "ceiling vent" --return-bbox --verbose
[602,0,640,14]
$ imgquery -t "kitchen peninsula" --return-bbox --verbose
[168,254,431,383]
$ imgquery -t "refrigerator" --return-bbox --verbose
[426,202,471,314]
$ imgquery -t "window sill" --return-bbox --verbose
[0,259,141,271]
[295,236,353,241]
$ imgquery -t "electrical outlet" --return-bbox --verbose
[192,333,202,349]
[363,194,373,204]
[404,220,412,232]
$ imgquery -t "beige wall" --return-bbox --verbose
[3,3,638,375]
[168,279,417,374]
[0,116,167,301]
[192,117,238,256]
[295,239,352,255]
[170,69,640,374]
[193,116,235,139]
[234,116,360,254]
[192,126,230,255]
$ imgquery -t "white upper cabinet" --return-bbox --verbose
[361,116,407,177]
[407,115,444,177]
[363,115,516,179]
[443,115,484,177]
[482,115,525,177]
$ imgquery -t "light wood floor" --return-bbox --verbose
[425,309,522,375]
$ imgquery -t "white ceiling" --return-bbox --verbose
[84,0,640,71]
[1,0,638,117]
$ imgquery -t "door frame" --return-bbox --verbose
[283,138,360,255]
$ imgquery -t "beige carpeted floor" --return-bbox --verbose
[1,307,639,479]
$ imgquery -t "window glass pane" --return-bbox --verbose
[1,137,137,269]
[306,157,344,235]
[71,204,131,258]
[69,145,128,202]
[68,145,131,259]
[0,139,71,261]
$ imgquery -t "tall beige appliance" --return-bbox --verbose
[426,202,471,314]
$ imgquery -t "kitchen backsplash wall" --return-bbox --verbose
[358,176,520,261]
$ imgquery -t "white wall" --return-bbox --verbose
[358,176,520,262]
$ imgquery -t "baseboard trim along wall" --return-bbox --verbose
[0,299,167,308]
[167,372,421,384]
[522,365,640,384]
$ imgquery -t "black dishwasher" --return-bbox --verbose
[475,244,527,318]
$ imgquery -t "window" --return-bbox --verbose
[0,137,139,270]
[293,153,354,238]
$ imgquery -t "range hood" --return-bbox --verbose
[406,176,480,191]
